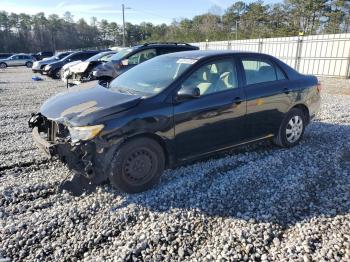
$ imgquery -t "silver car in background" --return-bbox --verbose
[0,54,35,69]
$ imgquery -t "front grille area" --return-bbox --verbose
[43,118,69,143]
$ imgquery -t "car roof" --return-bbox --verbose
[164,50,265,60]
[134,43,197,49]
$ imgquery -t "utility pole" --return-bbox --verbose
[235,20,239,40]
[122,4,126,47]
[122,4,131,47]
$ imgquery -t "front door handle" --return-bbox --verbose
[283,87,291,94]
[234,97,242,105]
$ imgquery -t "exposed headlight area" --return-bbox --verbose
[44,65,52,71]
[68,124,104,143]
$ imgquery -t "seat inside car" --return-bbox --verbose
[194,67,218,95]
[216,62,238,90]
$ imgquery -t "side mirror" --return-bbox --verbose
[177,86,201,100]
[121,59,129,66]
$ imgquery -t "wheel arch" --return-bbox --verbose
[291,103,310,124]
[120,132,173,168]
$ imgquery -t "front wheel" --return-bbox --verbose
[0,62,7,69]
[274,108,305,147]
[25,62,33,68]
[109,137,165,193]
[52,69,61,79]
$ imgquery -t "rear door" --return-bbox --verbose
[239,55,294,139]
[173,57,246,160]
[18,55,28,65]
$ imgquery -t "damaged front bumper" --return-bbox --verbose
[28,113,113,186]
[32,126,57,158]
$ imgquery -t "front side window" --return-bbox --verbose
[110,55,194,96]
[242,58,286,85]
[180,59,238,96]
[127,49,157,65]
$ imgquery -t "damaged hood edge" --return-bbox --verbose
[40,84,142,126]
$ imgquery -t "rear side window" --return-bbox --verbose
[242,58,286,85]
[127,49,157,65]
[158,47,190,55]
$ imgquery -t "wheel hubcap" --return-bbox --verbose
[286,115,303,143]
[123,148,157,186]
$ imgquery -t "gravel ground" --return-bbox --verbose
[0,67,349,261]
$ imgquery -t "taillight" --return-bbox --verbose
[316,82,321,93]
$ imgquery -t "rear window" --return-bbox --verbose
[242,58,286,85]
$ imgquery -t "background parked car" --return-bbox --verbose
[92,43,199,85]
[32,52,73,73]
[42,50,100,79]
[0,53,13,59]
[0,54,35,69]
[62,51,117,84]
[32,51,54,61]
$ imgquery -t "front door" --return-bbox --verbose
[173,58,246,161]
[8,55,20,66]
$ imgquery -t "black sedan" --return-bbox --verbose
[29,51,321,194]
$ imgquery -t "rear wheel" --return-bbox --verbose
[274,108,305,147]
[0,62,7,69]
[25,61,33,68]
[109,137,165,193]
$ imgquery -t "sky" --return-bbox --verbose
[0,0,279,25]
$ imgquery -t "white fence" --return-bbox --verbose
[191,33,350,78]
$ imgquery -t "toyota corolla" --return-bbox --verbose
[29,51,321,194]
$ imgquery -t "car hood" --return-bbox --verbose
[47,60,63,68]
[69,61,91,73]
[92,61,119,78]
[39,57,58,64]
[63,60,82,71]
[40,81,142,126]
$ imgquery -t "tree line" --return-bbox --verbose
[0,0,349,53]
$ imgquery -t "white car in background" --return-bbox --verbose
[61,51,116,84]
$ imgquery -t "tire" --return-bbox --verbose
[274,108,306,148]
[98,77,112,87]
[52,69,61,79]
[109,137,165,193]
[0,62,7,69]
[25,62,33,68]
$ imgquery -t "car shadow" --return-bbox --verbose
[106,121,350,228]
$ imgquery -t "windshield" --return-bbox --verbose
[109,56,196,96]
[87,52,107,62]
[108,48,134,61]
[56,52,70,59]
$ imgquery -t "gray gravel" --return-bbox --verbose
[1,68,350,261]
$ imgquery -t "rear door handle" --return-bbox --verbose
[283,87,291,94]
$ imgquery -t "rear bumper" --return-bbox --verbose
[32,126,57,158]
